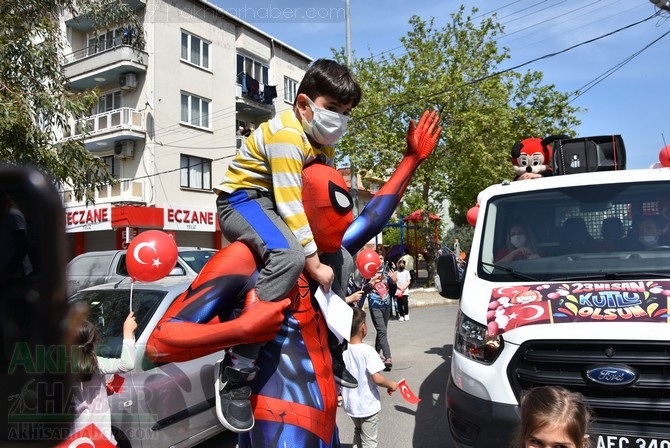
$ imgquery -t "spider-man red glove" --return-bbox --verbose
[405,110,442,161]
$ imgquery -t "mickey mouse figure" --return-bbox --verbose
[511,135,568,180]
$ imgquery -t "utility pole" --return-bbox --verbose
[345,0,359,217]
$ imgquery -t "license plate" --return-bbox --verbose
[595,434,670,448]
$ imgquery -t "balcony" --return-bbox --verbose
[62,178,147,207]
[64,43,148,91]
[235,83,275,118]
[62,107,145,151]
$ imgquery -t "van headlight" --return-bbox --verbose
[454,311,503,364]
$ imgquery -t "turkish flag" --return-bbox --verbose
[397,378,421,404]
[57,423,116,448]
[106,374,125,395]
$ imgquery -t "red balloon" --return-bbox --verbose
[356,248,381,279]
[659,145,670,168]
[126,230,178,282]
[466,205,479,227]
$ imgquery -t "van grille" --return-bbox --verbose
[508,341,670,426]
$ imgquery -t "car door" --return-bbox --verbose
[129,287,226,447]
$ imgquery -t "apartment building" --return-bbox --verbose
[59,0,312,257]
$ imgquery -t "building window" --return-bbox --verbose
[180,155,212,190]
[94,90,122,114]
[87,29,123,55]
[236,54,269,85]
[180,93,210,129]
[102,156,119,178]
[284,76,298,104]
[181,31,210,69]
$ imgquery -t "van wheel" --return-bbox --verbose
[112,427,131,448]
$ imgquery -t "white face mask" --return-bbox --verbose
[639,235,658,248]
[510,234,527,249]
[301,97,350,145]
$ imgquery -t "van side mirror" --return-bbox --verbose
[436,254,463,299]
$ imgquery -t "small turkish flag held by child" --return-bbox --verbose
[106,374,125,395]
[389,378,421,404]
[57,423,116,448]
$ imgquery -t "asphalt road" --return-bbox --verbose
[198,301,459,447]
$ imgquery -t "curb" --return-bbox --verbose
[406,287,459,308]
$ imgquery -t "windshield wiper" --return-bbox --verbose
[552,272,670,282]
[481,261,541,282]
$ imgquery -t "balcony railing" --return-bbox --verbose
[65,38,128,64]
[63,43,148,90]
[62,107,144,140]
[62,178,147,206]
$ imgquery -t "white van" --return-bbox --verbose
[438,166,670,447]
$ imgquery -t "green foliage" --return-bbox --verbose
[335,6,582,226]
[0,0,144,203]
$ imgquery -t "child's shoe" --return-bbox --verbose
[331,344,358,388]
[383,357,393,371]
[215,354,259,432]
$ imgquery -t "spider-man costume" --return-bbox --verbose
[146,110,441,447]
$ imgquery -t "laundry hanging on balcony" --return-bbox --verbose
[263,85,277,104]
[241,73,275,105]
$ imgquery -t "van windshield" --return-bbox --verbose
[479,180,670,282]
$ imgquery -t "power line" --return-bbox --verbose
[569,27,670,103]
[355,10,661,120]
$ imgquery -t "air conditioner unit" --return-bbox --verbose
[119,73,137,91]
[114,140,135,159]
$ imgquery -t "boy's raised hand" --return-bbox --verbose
[406,110,442,162]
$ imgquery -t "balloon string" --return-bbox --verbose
[130,281,134,314]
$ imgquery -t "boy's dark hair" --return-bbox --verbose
[350,306,366,339]
[296,59,362,108]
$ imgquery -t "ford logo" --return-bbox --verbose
[584,364,639,387]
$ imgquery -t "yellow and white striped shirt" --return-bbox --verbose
[215,110,335,256]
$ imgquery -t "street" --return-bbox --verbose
[198,301,458,447]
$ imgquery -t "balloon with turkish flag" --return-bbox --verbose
[356,248,381,279]
[126,230,178,282]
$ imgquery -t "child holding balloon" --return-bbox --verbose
[71,312,137,444]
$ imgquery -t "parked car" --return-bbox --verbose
[68,277,226,448]
[66,247,216,296]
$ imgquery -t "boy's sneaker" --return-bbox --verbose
[332,351,358,388]
[384,357,393,371]
[398,316,405,321]
[214,355,259,432]
[405,315,410,321]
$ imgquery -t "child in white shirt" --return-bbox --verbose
[342,307,397,448]
[71,312,137,444]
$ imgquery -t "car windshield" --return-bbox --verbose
[179,249,216,272]
[479,180,670,282]
[68,289,165,357]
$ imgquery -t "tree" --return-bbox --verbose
[0,0,145,203]
[335,7,581,284]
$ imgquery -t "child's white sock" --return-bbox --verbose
[230,352,256,370]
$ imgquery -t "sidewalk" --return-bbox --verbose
[406,287,459,308]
